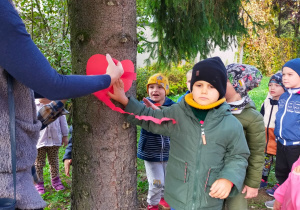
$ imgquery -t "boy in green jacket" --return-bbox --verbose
[224,64,265,210]
[109,57,250,210]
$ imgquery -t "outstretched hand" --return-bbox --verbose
[107,79,129,106]
[142,98,160,110]
[105,54,124,87]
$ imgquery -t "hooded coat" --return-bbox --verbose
[125,97,250,210]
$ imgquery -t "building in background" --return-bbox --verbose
[136,27,239,68]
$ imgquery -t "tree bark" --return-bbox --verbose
[68,1,137,209]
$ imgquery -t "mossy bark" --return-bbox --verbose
[68,1,137,209]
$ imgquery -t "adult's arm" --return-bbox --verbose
[0,1,115,100]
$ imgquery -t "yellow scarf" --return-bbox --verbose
[184,93,226,110]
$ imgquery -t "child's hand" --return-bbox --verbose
[242,185,258,198]
[107,79,129,106]
[105,54,124,87]
[62,136,68,147]
[273,199,282,210]
[209,178,232,199]
[64,159,72,177]
[293,165,300,174]
[142,98,160,110]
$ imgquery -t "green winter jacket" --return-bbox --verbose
[125,97,250,210]
[232,101,265,188]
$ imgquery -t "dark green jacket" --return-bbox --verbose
[125,97,250,210]
[232,101,265,188]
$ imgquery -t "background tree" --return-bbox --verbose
[14,0,70,75]
[139,0,249,65]
[68,1,137,209]
[241,0,300,75]
[272,0,300,38]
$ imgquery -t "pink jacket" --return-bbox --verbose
[274,156,300,210]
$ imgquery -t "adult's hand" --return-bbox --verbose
[105,54,124,87]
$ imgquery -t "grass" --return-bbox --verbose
[248,76,270,111]
[42,75,274,209]
[41,147,72,210]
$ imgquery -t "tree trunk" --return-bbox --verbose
[68,1,137,209]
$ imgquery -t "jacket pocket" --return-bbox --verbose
[205,164,223,190]
[165,155,189,205]
[201,165,224,208]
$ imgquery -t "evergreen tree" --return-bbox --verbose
[141,0,248,64]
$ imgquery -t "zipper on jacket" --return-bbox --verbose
[200,120,206,145]
[191,122,205,210]
[279,92,292,145]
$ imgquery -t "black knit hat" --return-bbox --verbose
[190,57,227,98]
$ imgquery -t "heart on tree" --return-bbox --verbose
[86,54,135,100]
[86,54,176,125]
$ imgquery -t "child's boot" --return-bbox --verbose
[158,197,170,210]
[147,205,159,210]
[35,181,45,194]
[51,176,65,191]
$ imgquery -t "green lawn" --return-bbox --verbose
[43,75,273,209]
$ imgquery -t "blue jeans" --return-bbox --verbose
[171,208,175,210]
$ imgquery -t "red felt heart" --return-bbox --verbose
[85,54,176,125]
[86,54,135,101]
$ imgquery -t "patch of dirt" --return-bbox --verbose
[248,188,274,209]
[138,188,274,209]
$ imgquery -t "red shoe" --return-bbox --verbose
[158,198,170,210]
[147,205,159,210]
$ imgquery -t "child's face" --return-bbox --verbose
[225,80,239,101]
[148,83,166,105]
[192,80,220,106]
[282,67,300,89]
[186,72,192,92]
[268,83,284,100]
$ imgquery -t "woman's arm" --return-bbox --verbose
[0,1,123,100]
